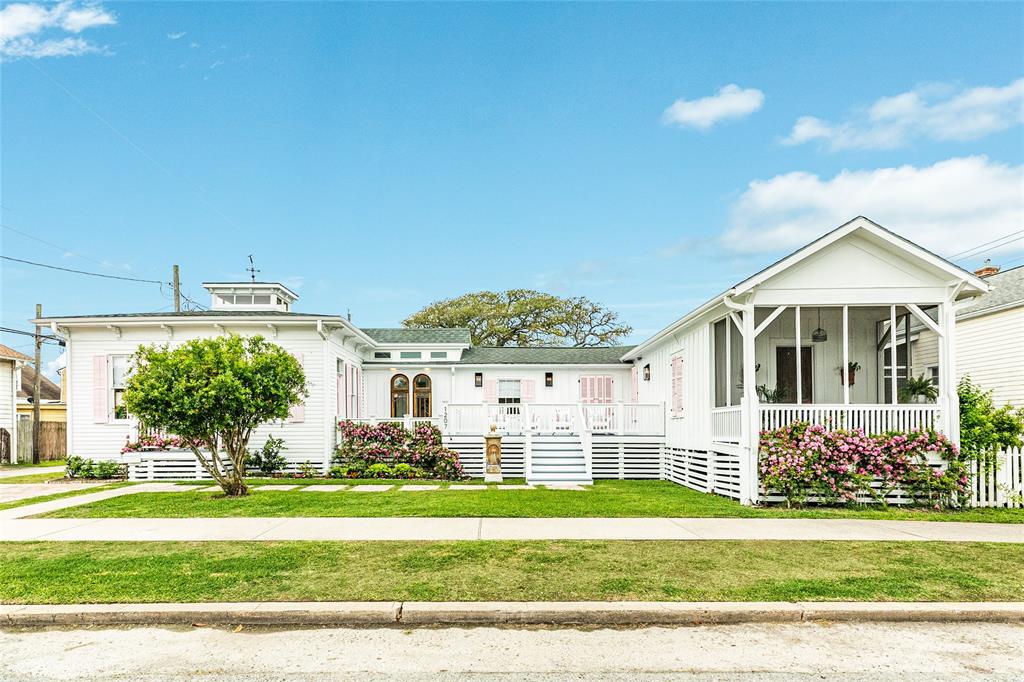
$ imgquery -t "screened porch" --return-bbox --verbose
[710,304,948,444]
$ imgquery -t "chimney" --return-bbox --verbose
[974,259,1001,278]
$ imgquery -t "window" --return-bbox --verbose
[391,374,409,417]
[474,372,483,388]
[544,371,553,387]
[497,379,521,404]
[413,373,431,417]
[110,354,130,420]
[253,295,271,305]
[430,351,447,359]
[928,365,940,388]
[374,351,392,359]
[235,294,253,305]
[400,351,421,359]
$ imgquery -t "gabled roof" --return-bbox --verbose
[0,344,31,362]
[459,346,634,365]
[17,366,62,401]
[362,328,472,344]
[622,216,992,361]
[958,265,1024,319]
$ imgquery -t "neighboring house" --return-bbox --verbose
[0,344,32,462]
[912,264,1024,408]
[37,217,990,499]
[17,365,67,422]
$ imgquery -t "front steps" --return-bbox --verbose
[526,434,593,485]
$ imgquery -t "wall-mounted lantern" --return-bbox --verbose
[643,364,651,381]
[474,372,483,388]
[544,372,553,387]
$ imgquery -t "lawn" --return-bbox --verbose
[0,483,130,513]
[0,540,1021,604]
[39,480,1024,523]
[0,469,68,484]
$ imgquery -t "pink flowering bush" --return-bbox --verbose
[759,422,969,508]
[333,420,465,480]
[121,433,192,454]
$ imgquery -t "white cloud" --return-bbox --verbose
[662,84,765,130]
[721,156,1024,258]
[46,353,67,380]
[167,31,186,40]
[782,79,1024,150]
[0,1,115,59]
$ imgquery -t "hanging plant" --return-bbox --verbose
[838,361,861,386]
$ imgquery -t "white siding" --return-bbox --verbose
[451,367,632,405]
[0,361,16,460]
[956,308,1024,408]
[65,324,332,463]
[635,321,711,450]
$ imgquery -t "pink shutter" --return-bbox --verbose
[354,366,362,418]
[521,379,535,402]
[342,364,350,417]
[671,356,684,415]
[602,376,614,404]
[289,353,305,422]
[579,376,591,404]
[630,366,639,402]
[483,379,497,403]
[92,355,108,423]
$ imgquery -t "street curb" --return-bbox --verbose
[1,601,1022,627]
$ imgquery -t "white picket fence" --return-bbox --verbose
[971,446,1024,508]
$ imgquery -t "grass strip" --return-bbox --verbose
[0,540,1021,604]
[41,480,1024,523]
[0,482,131,513]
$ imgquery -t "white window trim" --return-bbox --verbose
[109,354,130,423]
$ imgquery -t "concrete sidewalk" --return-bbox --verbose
[1,515,1022,542]
[1,600,1023,626]
[0,466,64,480]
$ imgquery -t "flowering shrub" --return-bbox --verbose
[759,422,968,508]
[333,421,465,480]
[121,433,191,454]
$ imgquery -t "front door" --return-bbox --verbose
[776,346,813,403]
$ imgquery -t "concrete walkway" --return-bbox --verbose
[0,465,64,479]
[0,483,1020,542]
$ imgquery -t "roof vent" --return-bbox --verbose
[974,259,1001,278]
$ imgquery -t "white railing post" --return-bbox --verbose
[576,403,593,480]
[615,402,624,434]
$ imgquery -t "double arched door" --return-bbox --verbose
[390,373,432,418]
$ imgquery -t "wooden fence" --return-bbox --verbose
[15,420,67,462]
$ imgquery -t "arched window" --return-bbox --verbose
[390,374,409,418]
[413,373,432,418]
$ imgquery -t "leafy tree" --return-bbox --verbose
[403,289,632,347]
[958,376,1024,467]
[123,335,307,496]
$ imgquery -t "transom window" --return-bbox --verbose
[400,351,422,359]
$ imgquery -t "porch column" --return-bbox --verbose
[940,299,960,445]
[741,308,758,504]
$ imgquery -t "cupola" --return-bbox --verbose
[202,282,298,312]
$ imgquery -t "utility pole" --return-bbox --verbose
[32,303,42,465]
[172,264,181,313]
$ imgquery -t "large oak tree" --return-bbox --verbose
[403,289,632,347]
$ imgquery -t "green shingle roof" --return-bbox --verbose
[458,346,634,365]
[361,328,472,344]
[958,266,1024,318]
[37,311,341,320]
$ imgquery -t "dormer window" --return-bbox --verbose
[204,282,298,312]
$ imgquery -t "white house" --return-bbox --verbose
[912,264,1024,408]
[36,217,991,498]
[0,344,31,463]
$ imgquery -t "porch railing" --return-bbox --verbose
[711,406,744,444]
[759,404,942,435]
[442,402,665,436]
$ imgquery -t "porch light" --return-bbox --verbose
[811,307,828,343]
[643,364,651,381]
[545,372,553,387]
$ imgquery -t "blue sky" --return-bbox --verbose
[2,2,1022,373]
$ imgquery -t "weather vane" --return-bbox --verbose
[246,254,261,282]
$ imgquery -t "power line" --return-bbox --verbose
[951,230,1024,261]
[0,327,63,345]
[1,255,166,285]
[0,222,127,273]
